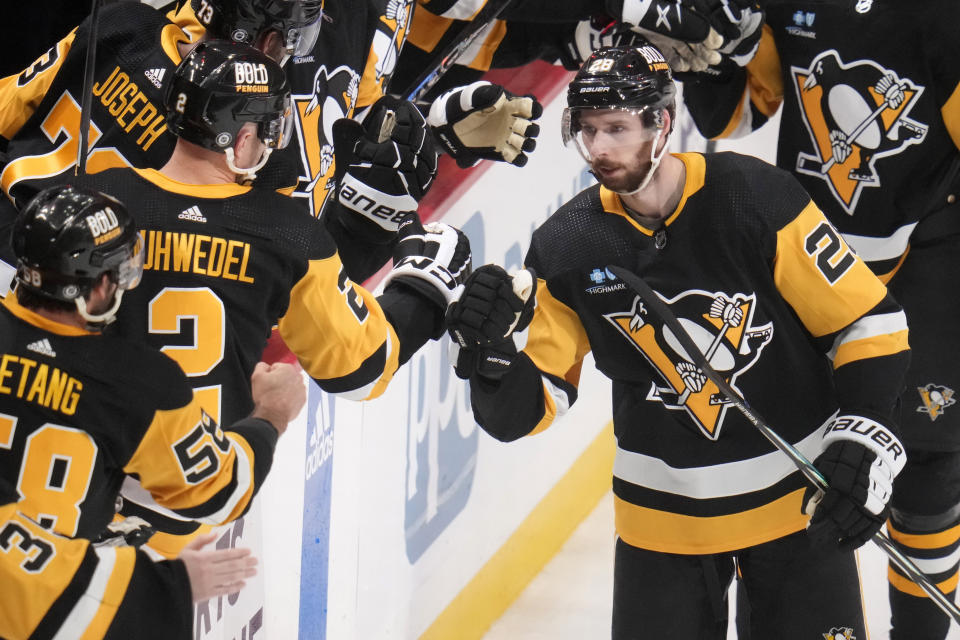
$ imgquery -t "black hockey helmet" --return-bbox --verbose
[566,43,676,112]
[561,43,678,195]
[164,40,293,178]
[192,0,324,65]
[12,185,143,324]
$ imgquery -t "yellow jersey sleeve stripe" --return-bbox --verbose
[279,257,400,392]
[833,329,909,369]
[774,202,888,337]
[191,433,255,525]
[0,29,77,139]
[75,547,137,640]
[941,79,960,151]
[524,279,590,385]
[124,399,245,516]
[745,25,784,118]
[1,506,88,640]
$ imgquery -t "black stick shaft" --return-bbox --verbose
[76,0,103,176]
[607,264,960,625]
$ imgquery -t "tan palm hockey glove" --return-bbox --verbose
[427,81,543,168]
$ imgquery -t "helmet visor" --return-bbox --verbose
[259,94,294,149]
[115,233,145,291]
[561,106,661,163]
[284,18,321,59]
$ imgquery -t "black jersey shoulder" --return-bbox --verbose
[78,169,338,263]
[78,2,176,67]
[526,184,637,282]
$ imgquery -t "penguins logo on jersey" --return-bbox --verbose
[291,64,361,216]
[604,290,773,440]
[792,50,928,215]
[371,0,413,83]
[917,383,956,421]
[822,627,855,640]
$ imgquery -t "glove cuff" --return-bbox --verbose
[338,173,417,232]
[382,258,464,308]
[821,414,907,477]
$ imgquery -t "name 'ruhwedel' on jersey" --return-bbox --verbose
[77,167,404,429]
[474,152,909,554]
[0,3,186,211]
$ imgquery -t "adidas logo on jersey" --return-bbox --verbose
[26,338,56,358]
[144,67,166,89]
[178,205,207,223]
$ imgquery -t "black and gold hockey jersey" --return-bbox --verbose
[0,293,277,543]
[76,167,426,426]
[682,0,960,280]
[471,152,910,554]
[0,3,185,214]
[0,483,193,640]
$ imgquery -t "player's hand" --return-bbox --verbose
[427,81,542,168]
[250,362,306,435]
[179,533,258,603]
[802,414,906,551]
[333,95,438,242]
[445,265,536,380]
[557,15,650,71]
[380,213,472,312]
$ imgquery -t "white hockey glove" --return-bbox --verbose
[427,81,543,168]
[380,214,472,310]
[445,265,536,380]
[333,95,438,241]
[802,414,907,551]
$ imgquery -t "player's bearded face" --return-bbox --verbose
[569,110,659,192]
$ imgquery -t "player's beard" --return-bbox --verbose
[590,145,654,194]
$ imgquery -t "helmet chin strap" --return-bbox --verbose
[614,126,671,197]
[225,147,274,185]
[75,289,124,329]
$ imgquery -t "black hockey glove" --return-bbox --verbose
[445,265,537,380]
[381,214,472,314]
[333,95,438,242]
[557,15,650,71]
[802,414,907,551]
[427,81,542,168]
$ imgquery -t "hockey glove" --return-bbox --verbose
[427,81,543,169]
[380,214,472,312]
[333,95,438,241]
[557,15,650,71]
[802,414,907,551]
[445,265,536,380]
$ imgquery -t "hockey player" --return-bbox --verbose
[675,2,960,637]
[0,183,304,562]
[0,0,325,284]
[445,45,910,638]
[68,41,470,556]
[0,478,259,639]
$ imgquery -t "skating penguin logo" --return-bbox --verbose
[822,628,856,640]
[604,289,773,440]
[917,383,956,421]
[291,64,361,217]
[792,50,928,215]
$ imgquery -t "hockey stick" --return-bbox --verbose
[796,87,900,175]
[606,264,960,625]
[399,0,517,102]
[75,0,103,176]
